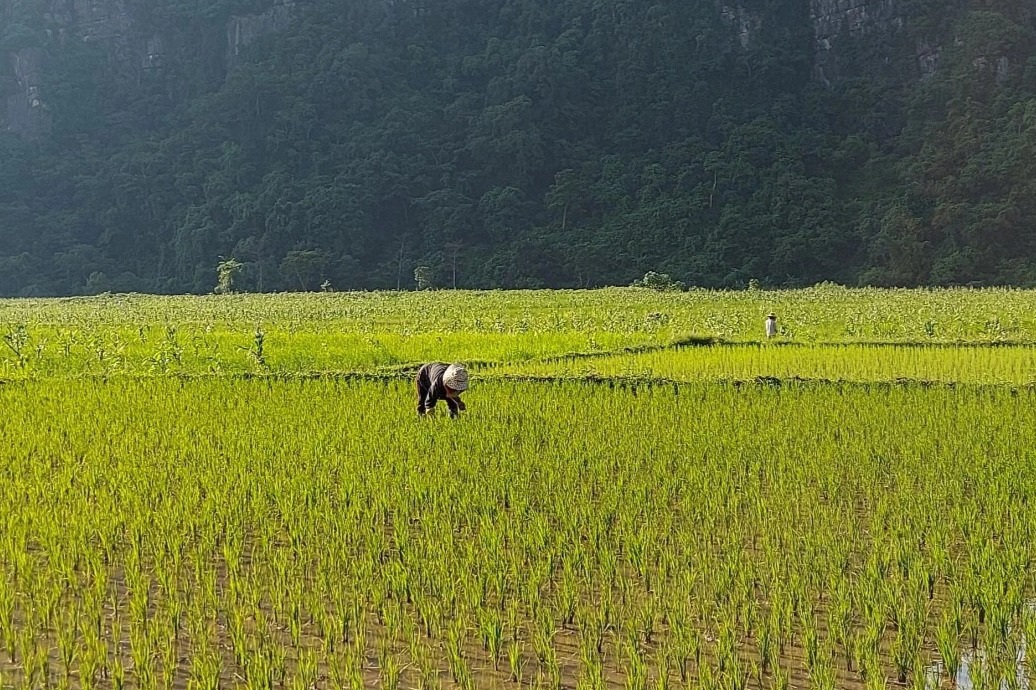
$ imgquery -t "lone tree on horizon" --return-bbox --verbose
[215,258,244,294]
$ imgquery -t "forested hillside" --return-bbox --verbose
[1,0,1034,295]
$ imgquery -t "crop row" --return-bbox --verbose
[3,329,1036,384]
[488,344,1036,386]
[2,286,1035,346]
[0,325,664,380]
[0,378,1032,689]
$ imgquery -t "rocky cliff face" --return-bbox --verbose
[46,0,134,42]
[811,0,905,84]
[2,0,948,139]
[720,0,903,51]
[3,0,137,137]
[1,0,295,137]
[721,0,941,84]
[226,1,293,68]
[811,0,900,51]
[5,47,47,138]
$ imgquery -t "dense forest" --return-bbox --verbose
[0,0,1034,295]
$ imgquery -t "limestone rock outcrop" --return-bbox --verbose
[2,0,295,136]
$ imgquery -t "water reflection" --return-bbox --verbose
[926,646,1029,690]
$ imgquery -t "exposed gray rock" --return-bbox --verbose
[5,48,49,138]
[722,0,905,58]
[996,55,1010,84]
[917,39,941,80]
[810,0,911,84]
[227,1,294,67]
[811,0,900,50]
[0,0,1005,140]
[4,0,134,136]
[3,0,297,136]
[80,0,132,41]
[47,0,134,43]
[719,3,762,50]
[143,35,165,71]
[972,54,1013,84]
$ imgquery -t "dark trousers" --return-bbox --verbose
[416,371,429,415]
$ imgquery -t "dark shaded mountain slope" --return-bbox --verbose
[1,0,1034,294]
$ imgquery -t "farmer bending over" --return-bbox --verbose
[416,363,469,418]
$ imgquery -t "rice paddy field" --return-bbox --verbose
[1,287,1035,690]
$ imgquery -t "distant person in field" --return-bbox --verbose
[416,363,469,418]
[765,313,778,339]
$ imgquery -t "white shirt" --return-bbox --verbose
[765,317,777,338]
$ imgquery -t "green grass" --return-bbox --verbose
[0,287,1033,690]
[1,287,1035,380]
[0,378,1033,689]
[490,342,1036,385]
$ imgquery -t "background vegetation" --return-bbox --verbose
[1,0,1035,295]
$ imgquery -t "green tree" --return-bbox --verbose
[215,258,244,294]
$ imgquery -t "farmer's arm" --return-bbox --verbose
[446,395,460,418]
